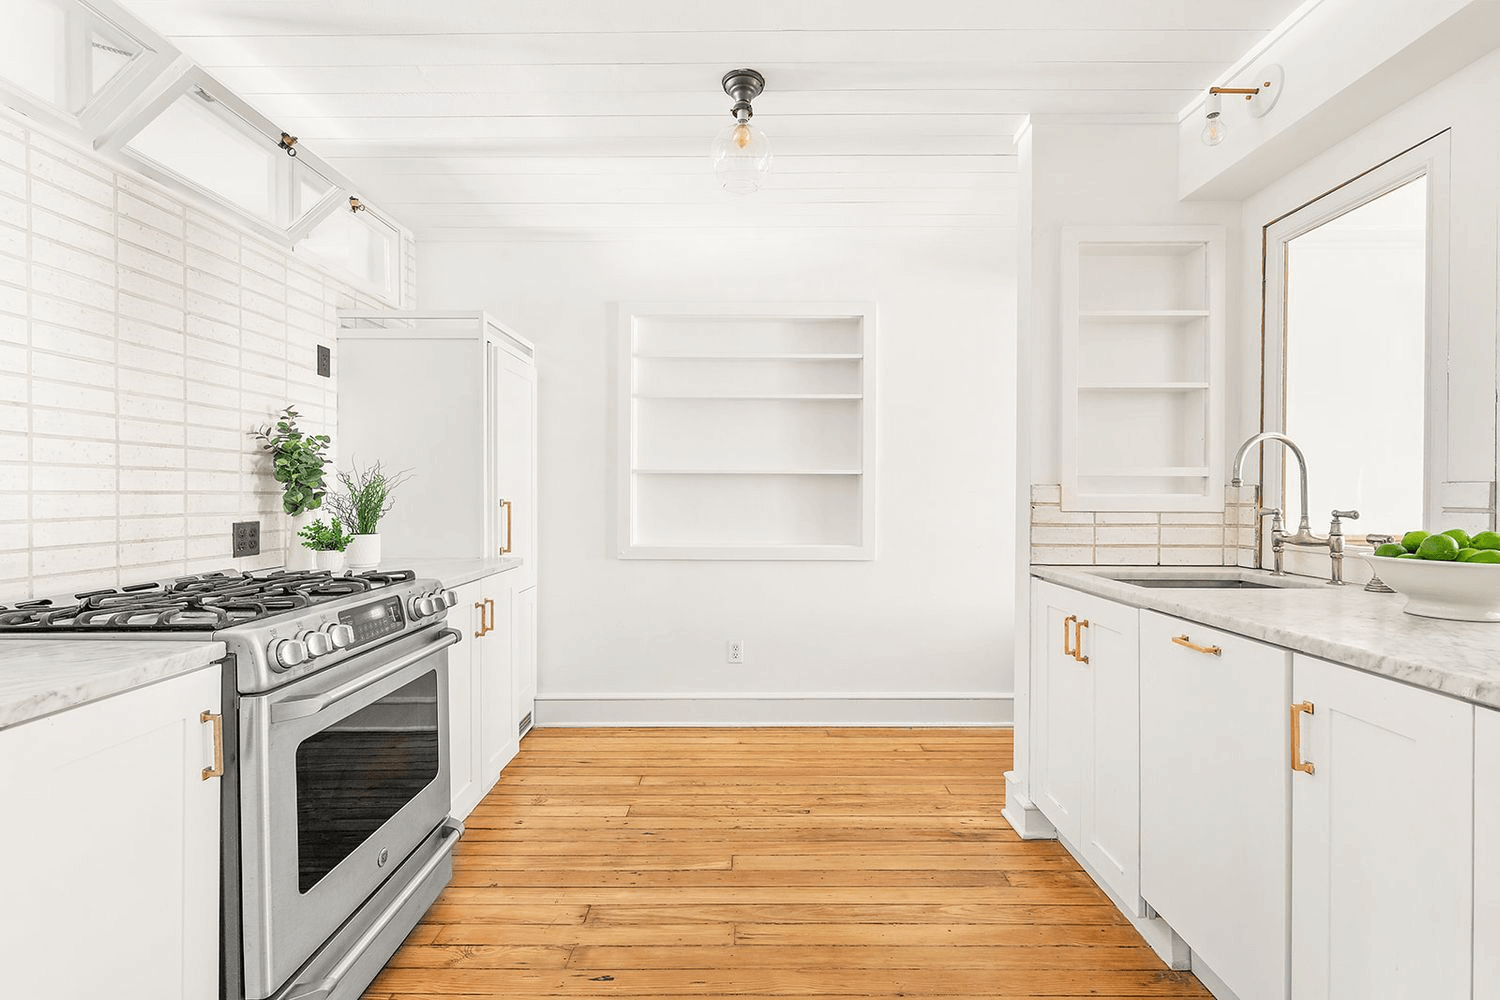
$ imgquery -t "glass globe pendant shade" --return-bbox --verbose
[711,120,772,195]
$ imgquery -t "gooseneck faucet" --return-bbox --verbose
[1229,432,1359,584]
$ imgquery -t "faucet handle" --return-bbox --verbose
[1330,509,1360,536]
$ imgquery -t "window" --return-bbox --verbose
[297,205,403,301]
[121,81,338,232]
[0,0,166,132]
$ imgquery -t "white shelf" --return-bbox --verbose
[633,468,863,476]
[633,393,863,401]
[1079,310,1211,322]
[635,353,863,360]
[1079,466,1213,478]
[1079,382,1210,391]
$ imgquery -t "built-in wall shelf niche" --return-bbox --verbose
[616,303,877,560]
[1060,227,1226,512]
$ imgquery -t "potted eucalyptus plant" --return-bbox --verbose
[252,406,331,571]
[297,518,354,573]
[326,461,410,571]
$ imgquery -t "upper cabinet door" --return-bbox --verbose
[1290,654,1472,1000]
[493,343,538,588]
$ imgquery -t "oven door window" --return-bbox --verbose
[294,671,440,893]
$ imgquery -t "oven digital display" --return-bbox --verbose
[338,596,406,646]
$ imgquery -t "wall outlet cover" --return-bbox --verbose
[727,640,744,664]
[316,344,332,378]
[232,520,261,558]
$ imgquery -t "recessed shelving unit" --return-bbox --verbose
[1061,227,1226,512]
[617,303,877,559]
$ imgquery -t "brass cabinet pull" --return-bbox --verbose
[1073,619,1090,664]
[1290,701,1316,775]
[1172,634,1223,656]
[499,498,513,555]
[485,597,496,636]
[200,711,224,781]
[1062,614,1077,658]
[474,600,488,638]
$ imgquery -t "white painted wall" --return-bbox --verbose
[419,231,1016,725]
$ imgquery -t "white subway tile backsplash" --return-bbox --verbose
[1030,483,1244,569]
[0,114,392,600]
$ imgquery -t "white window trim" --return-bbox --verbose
[1261,130,1451,550]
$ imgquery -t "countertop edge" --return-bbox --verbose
[0,639,228,732]
[1030,565,1500,712]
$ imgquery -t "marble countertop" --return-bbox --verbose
[390,556,524,589]
[1032,564,1500,711]
[0,639,227,731]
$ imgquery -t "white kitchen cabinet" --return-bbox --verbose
[1029,580,1140,912]
[1290,654,1472,1000]
[447,577,486,819]
[0,664,222,1000]
[1140,611,1290,1000]
[478,579,517,786]
[1476,707,1500,999]
[512,583,538,736]
[337,311,538,565]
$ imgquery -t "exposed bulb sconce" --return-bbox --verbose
[1201,64,1284,147]
[710,69,772,195]
[278,131,299,157]
[348,196,366,213]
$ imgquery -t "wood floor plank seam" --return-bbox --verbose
[364,728,1208,999]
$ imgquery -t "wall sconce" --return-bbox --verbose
[349,196,366,213]
[278,131,299,157]
[1201,64,1284,147]
[710,69,772,195]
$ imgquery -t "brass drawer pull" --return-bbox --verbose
[1073,619,1090,664]
[1062,615,1077,658]
[485,597,496,635]
[1290,701,1316,775]
[200,711,224,781]
[499,498,513,555]
[474,600,488,638]
[1172,634,1223,656]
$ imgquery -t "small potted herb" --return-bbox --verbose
[297,518,354,573]
[251,406,331,570]
[326,460,411,571]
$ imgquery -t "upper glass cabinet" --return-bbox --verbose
[0,0,169,133]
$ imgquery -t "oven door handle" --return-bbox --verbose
[281,818,464,1000]
[271,628,461,724]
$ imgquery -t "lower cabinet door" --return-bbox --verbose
[512,584,537,737]
[1290,654,1472,1000]
[1476,707,1500,999]
[1030,580,1087,844]
[479,582,516,787]
[447,578,486,818]
[1139,612,1289,1000]
[0,665,221,1000]
[1072,591,1140,912]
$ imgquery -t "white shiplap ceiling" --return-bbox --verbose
[118,0,1305,239]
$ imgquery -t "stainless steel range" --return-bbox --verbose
[0,568,463,1000]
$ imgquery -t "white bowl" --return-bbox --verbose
[1361,554,1500,622]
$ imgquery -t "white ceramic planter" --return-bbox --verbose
[314,549,345,573]
[345,533,382,572]
[285,510,316,571]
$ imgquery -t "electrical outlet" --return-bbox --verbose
[727,640,744,664]
[232,520,261,558]
[316,344,331,377]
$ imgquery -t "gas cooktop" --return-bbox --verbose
[0,568,458,693]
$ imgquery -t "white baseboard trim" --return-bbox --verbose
[534,691,1014,727]
[1001,771,1058,840]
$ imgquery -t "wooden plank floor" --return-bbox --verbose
[363,728,1209,999]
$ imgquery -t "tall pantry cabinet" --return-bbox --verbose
[337,310,540,740]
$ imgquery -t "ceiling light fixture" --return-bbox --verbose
[1200,64,1284,147]
[710,69,772,195]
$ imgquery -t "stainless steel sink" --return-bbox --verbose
[1124,579,1278,590]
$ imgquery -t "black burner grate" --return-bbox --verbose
[0,568,418,633]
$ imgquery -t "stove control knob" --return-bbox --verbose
[272,638,309,671]
[324,623,355,649]
[417,595,440,617]
[407,595,428,618]
[439,590,457,609]
[299,630,332,658]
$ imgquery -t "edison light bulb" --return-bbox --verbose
[1201,115,1228,146]
[711,119,773,195]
